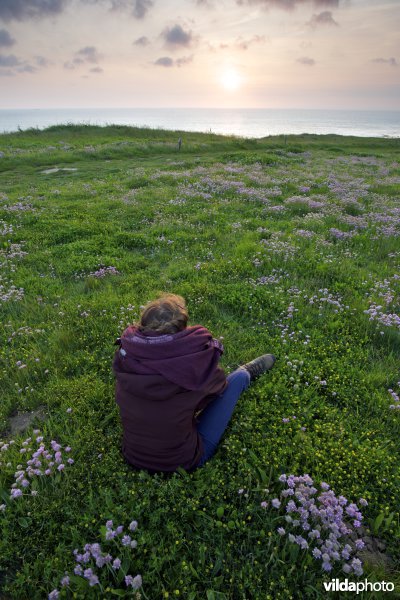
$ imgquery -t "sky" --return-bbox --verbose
[0,0,399,110]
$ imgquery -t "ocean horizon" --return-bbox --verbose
[0,108,399,139]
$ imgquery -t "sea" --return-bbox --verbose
[0,108,399,139]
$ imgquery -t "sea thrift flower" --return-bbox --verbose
[132,575,142,590]
[105,530,116,540]
[125,574,142,589]
[274,474,365,576]
[10,488,23,499]
[121,535,131,546]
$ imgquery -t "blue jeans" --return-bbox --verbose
[197,368,251,466]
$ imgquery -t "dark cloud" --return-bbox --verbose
[0,0,66,22]
[134,36,150,46]
[162,24,193,48]
[0,51,51,75]
[0,54,22,67]
[154,55,193,68]
[154,56,174,67]
[63,47,102,70]
[297,56,315,65]
[372,57,397,67]
[307,10,338,27]
[0,29,15,46]
[236,0,339,10]
[132,0,153,18]
[77,46,101,63]
[91,0,154,17]
[90,66,103,72]
[0,0,155,22]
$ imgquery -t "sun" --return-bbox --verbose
[220,68,242,91]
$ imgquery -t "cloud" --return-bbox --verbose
[77,45,101,63]
[154,56,174,67]
[0,0,66,22]
[372,57,397,67]
[162,24,193,48]
[0,29,15,46]
[176,55,194,67]
[64,46,102,71]
[17,64,37,73]
[236,0,339,10]
[235,34,266,50]
[307,10,338,27]
[90,66,103,72]
[35,55,52,67]
[132,0,153,18]
[134,36,150,46]
[154,55,193,67]
[297,56,315,65]
[0,54,22,67]
[0,0,154,22]
[64,47,102,70]
[0,51,51,75]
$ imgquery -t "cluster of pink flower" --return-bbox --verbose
[89,266,120,278]
[272,474,367,576]
[5,202,36,213]
[48,520,142,598]
[0,280,25,303]
[364,304,400,331]
[0,220,14,236]
[0,431,74,504]
[388,384,400,410]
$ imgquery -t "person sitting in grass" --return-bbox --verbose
[113,293,275,473]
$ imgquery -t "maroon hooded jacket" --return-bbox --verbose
[113,325,227,472]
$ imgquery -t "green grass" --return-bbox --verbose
[0,125,400,599]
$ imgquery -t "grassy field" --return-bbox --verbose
[0,125,399,599]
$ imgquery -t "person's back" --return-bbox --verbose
[113,293,275,473]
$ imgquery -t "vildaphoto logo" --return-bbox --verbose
[323,579,395,594]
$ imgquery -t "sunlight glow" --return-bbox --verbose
[220,68,242,92]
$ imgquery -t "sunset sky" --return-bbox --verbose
[0,0,399,110]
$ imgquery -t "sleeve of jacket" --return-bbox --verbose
[195,366,227,412]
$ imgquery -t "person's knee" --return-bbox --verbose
[228,368,251,390]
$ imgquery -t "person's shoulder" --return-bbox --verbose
[185,325,212,337]
[121,325,137,339]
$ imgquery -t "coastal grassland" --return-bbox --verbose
[0,125,399,599]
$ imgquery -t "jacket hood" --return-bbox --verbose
[116,325,224,391]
